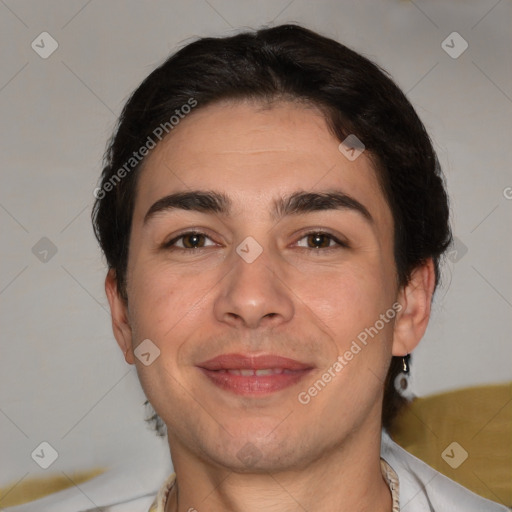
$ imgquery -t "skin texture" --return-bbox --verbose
[105,100,435,512]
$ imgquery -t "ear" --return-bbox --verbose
[105,268,134,364]
[392,258,436,357]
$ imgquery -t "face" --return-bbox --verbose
[109,100,415,473]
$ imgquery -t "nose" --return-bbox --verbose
[213,246,294,330]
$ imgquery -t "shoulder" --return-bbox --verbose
[381,431,510,511]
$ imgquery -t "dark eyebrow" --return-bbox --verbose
[143,190,373,225]
[144,191,231,225]
[273,191,373,224]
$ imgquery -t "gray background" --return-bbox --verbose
[1,0,511,500]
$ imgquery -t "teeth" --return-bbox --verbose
[224,368,287,376]
[256,368,283,376]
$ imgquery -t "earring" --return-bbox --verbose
[394,354,412,397]
[402,354,410,374]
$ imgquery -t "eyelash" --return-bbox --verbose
[163,230,349,252]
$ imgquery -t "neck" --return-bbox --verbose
[164,428,392,512]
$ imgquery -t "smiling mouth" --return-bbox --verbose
[197,353,314,396]
[215,368,299,376]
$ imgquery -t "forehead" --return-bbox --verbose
[134,100,391,226]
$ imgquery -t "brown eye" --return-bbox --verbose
[306,233,332,248]
[164,232,216,250]
[295,231,348,251]
[181,233,206,248]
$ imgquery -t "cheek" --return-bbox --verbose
[298,262,394,340]
[127,258,222,365]
[127,259,183,340]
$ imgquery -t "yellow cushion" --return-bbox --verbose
[0,468,106,507]
[390,382,512,507]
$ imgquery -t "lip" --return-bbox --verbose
[197,353,314,396]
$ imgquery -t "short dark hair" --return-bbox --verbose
[92,24,452,431]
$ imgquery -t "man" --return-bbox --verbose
[92,24,507,511]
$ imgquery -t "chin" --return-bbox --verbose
[213,441,306,474]
[203,422,312,473]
